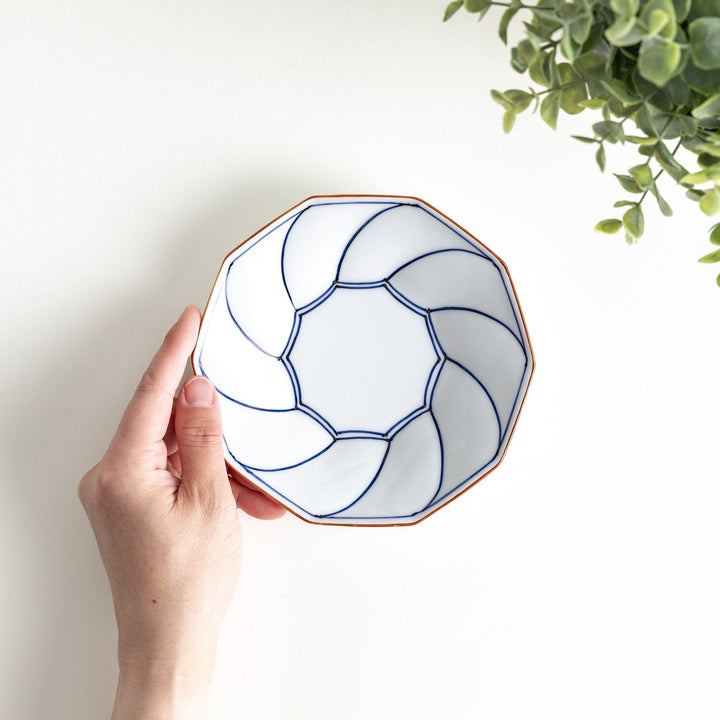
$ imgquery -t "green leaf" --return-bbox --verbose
[666,76,691,107]
[647,9,669,35]
[504,89,533,112]
[640,0,677,39]
[596,143,606,171]
[569,13,593,44]
[692,93,720,120]
[528,52,551,86]
[698,248,720,262]
[614,200,638,207]
[465,0,492,12]
[559,80,588,115]
[595,218,623,233]
[687,188,705,201]
[655,142,690,182]
[683,62,720,95]
[605,16,646,46]
[681,170,710,184]
[689,0,720,25]
[593,120,626,143]
[673,0,692,22]
[499,3,521,44]
[697,143,720,158]
[630,163,654,189]
[611,0,639,16]
[511,46,529,73]
[545,49,561,86]
[650,184,674,215]
[574,51,606,79]
[572,135,598,144]
[443,0,464,21]
[677,116,698,137]
[623,204,645,238]
[491,89,512,110]
[601,80,640,105]
[638,39,682,87]
[540,91,561,129]
[699,153,720,168]
[700,187,720,215]
[626,135,659,145]
[614,173,643,193]
[710,223,720,244]
[503,108,517,133]
[689,17,720,69]
[578,97,606,109]
[560,28,578,62]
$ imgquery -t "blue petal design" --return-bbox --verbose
[330,412,441,519]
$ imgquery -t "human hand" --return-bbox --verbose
[78,306,284,720]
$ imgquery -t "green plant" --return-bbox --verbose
[444,0,720,285]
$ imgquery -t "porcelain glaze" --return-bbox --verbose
[193,196,533,526]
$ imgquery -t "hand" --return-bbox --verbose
[78,306,284,720]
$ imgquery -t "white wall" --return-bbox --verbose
[1,1,718,718]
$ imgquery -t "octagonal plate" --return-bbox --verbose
[192,195,534,526]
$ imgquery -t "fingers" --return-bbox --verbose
[174,376,231,504]
[109,307,200,461]
[229,477,287,520]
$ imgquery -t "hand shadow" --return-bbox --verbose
[5,175,339,719]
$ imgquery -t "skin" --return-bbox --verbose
[78,306,285,720]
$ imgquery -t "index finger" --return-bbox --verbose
[110,306,201,457]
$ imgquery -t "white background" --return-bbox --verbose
[1,1,719,718]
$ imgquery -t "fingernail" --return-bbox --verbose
[185,377,215,407]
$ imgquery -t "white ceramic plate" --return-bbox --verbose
[192,195,533,526]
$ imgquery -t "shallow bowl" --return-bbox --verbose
[193,195,533,526]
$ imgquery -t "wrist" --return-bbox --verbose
[113,654,216,720]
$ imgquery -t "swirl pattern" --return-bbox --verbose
[193,196,533,526]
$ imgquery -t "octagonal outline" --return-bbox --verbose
[192,194,535,527]
[285,283,442,437]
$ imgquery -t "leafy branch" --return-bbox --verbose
[444,0,720,286]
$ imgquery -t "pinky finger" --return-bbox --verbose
[229,477,286,520]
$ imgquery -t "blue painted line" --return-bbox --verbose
[335,280,386,289]
[223,277,279,359]
[494,263,526,351]
[387,247,490,281]
[416,204,490,260]
[280,209,309,310]
[500,359,530,446]
[384,282,427,316]
[425,314,445,359]
[198,353,295,412]
[283,314,303,356]
[420,409,445,511]
[429,306,527,354]
[424,450,501,511]
[326,442,393,517]
[280,311,301,357]
[297,283,336,315]
[334,204,404,281]
[423,357,445,407]
[243,438,336,473]
[385,405,427,439]
[336,429,387,439]
[226,444,322,518]
[229,210,302,263]
[282,356,302,407]
[297,403,337,437]
[446,357,503,443]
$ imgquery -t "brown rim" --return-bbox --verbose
[191,194,535,528]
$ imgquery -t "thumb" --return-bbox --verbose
[174,376,229,502]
